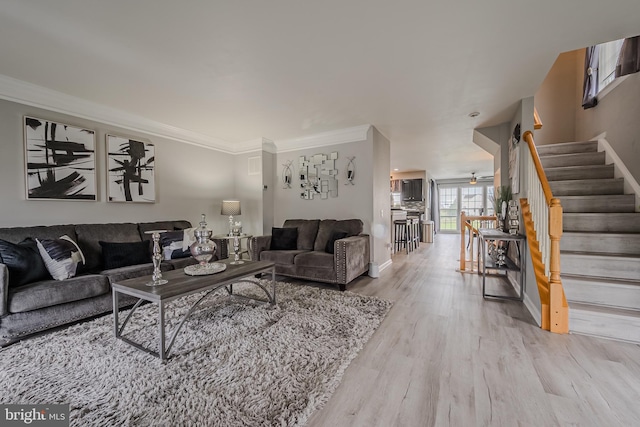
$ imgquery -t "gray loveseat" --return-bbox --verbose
[249,219,370,291]
[0,220,227,346]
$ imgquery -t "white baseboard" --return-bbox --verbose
[369,259,392,278]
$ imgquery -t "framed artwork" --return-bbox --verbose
[106,134,156,203]
[24,116,97,201]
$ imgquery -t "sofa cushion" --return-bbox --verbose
[259,250,308,265]
[294,251,335,269]
[8,274,110,313]
[270,227,298,250]
[0,239,51,287]
[36,236,86,280]
[100,262,173,284]
[314,219,363,252]
[99,241,151,270]
[138,221,176,241]
[172,220,193,231]
[75,223,141,272]
[0,225,77,245]
[325,231,348,254]
[282,219,320,250]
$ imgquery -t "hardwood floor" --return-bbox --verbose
[306,233,640,427]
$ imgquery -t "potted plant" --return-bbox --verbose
[491,185,513,230]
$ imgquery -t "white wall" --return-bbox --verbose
[534,48,640,183]
[574,49,640,184]
[534,50,579,145]
[0,98,235,231]
[261,145,276,235]
[233,151,263,237]
[371,127,391,271]
[273,129,391,272]
[498,97,541,318]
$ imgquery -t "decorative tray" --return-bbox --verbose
[184,262,227,276]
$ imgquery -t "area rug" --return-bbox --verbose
[0,280,391,426]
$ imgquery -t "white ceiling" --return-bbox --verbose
[1,1,639,179]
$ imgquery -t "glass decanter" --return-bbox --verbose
[190,214,217,266]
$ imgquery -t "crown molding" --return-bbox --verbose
[0,74,374,157]
[233,138,268,154]
[275,124,371,153]
[0,74,236,154]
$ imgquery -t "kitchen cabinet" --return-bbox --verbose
[401,179,423,201]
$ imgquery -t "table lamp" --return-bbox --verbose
[221,200,241,236]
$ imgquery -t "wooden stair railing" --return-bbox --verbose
[534,108,543,130]
[522,130,568,333]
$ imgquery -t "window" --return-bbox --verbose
[461,186,484,216]
[439,187,458,231]
[486,186,495,216]
[598,39,624,93]
[438,183,494,232]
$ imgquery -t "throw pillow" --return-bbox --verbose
[325,231,348,254]
[0,238,51,287]
[36,235,86,281]
[99,240,152,270]
[181,227,196,251]
[270,227,298,250]
[160,231,191,260]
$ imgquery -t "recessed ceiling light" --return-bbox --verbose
[468,112,480,118]
[393,168,399,171]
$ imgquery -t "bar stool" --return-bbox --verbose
[393,219,410,254]
[410,218,420,250]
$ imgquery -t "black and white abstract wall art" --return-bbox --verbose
[106,135,156,203]
[24,116,97,201]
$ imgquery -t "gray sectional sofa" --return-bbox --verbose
[249,219,370,291]
[0,220,227,346]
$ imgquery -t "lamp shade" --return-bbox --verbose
[221,200,241,216]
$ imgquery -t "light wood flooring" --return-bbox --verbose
[305,233,640,427]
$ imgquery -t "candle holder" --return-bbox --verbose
[230,235,244,265]
[146,230,168,286]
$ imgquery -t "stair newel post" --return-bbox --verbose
[460,211,467,271]
[549,197,569,333]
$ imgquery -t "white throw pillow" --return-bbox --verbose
[182,227,196,251]
[36,235,85,280]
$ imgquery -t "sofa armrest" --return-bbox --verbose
[249,235,272,261]
[0,264,8,317]
[335,234,370,285]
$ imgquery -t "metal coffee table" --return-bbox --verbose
[112,259,275,361]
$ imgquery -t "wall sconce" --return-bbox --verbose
[345,157,355,185]
[282,160,293,189]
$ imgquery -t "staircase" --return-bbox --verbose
[538,141,640,343]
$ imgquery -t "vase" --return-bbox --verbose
[190,214,217,266]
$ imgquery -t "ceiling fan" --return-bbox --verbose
[469,172,492,185]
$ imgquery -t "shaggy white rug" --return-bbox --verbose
[0,280,391,426]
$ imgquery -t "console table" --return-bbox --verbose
[478,228,526,301]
